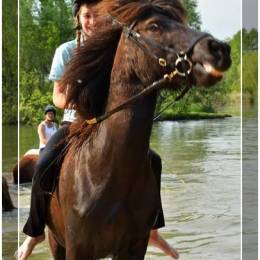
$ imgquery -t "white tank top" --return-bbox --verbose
[62,109,77,123]
[39,122,57,149]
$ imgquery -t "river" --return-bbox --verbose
[3,117,241,259]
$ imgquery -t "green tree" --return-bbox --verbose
[20,0,74,124]
[3,0,18,124]
[20,0,73,85]
[243,51,257,104]
[242,28,258,51]
[182,0,201,29]
[242,28,258,105]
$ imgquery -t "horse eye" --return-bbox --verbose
[147,23,160,32]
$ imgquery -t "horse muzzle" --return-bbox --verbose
[190,37,232,87]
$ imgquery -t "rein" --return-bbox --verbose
[85,18,210,125]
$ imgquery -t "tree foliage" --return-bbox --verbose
[242,49,257,104]
[241,28,258,104]
[242,28,258,51]
[3,0,18,124]
[182,0,201,29]
[19,0,74,124]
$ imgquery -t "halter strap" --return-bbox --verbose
[85,76,169,124]
[125,26,210,74]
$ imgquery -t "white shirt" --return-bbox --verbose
[39,122,58,149]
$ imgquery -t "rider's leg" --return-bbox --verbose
[148,149,179,259]
[17,126,69,260]
[23,126,69,236]
[149,149,165,229]
[149,229,179,259]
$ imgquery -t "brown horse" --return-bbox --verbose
[13,152,39,184]
[46,0,231,259]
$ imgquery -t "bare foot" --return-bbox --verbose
[15,233,45,260]
[163,244,179,259]
[149,229,179,259]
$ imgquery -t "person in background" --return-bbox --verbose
[16,1,179,259]
[38,105,58,154]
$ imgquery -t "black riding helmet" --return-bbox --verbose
[72,0,99,17]
[44,105,56,115]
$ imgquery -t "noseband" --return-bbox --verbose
[85,17,210,125]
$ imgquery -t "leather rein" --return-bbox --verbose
[85,18,210,125]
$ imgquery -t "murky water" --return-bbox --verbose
[3,117,241,259]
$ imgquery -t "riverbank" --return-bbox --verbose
[156,112,232,121]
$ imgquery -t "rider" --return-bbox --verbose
[17,1,179,259]
[38,105,58,154]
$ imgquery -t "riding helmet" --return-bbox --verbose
[72,0,99,17]
[44,105,56,115]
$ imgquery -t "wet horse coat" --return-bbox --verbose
[46,0,231,259]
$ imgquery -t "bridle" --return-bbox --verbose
[85,15,211,125]
[122,19,209,78]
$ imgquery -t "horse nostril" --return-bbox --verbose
[208,39,222,53]
[208,39,231,57]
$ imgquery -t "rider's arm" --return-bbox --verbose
[50,43,75,109]
[53,81,67,109]
[38,123,48,145]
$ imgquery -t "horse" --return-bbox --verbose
[13,150,39,184]
[2,177,15,211]
[46,0,231,259]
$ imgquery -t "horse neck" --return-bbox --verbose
[103,51,157,164]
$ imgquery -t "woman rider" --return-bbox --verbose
[38,105,58,154]
[17,1,179,259]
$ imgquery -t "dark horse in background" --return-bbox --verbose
[13,150,39,184]
[46,0,231,259]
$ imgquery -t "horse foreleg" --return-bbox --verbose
[129,236,150,260]
[113,236,149,260]
[65,245,97,260]
[48,231,66,260]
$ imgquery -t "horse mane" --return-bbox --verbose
[60,0,187,147]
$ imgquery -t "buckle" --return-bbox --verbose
[175,52,192,76]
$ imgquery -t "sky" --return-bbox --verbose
[196,0,242,40]
[242,0,258,30]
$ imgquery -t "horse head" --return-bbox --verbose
[62,0,231,122]
[108,0,231,90]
